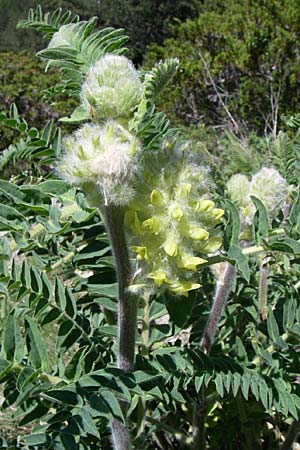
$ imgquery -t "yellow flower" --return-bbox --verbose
[148,270,169,286]
[150,189,163,206]
[194,199,215,212]
[124,139,224,296]
[131,246,148,261]
[142,217,161,234]
[189,227,209,240]
[163,238,178,257]
[177,254,207,271]
[169,281,201,297]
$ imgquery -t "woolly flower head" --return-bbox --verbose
[227,167,289,229]
[125,140,224,297]
[59,121,141,206]
[251,168,288,214]
[81,54,143,121]
[227,174,251,209]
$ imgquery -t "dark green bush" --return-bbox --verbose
[0,51,76,149]
[145,0,300,133]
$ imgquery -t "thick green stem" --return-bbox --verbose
[102,206,138,450]
[192,262,236,450]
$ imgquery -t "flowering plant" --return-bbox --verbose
[0,7,299,450]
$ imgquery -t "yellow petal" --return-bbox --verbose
[148,270,169,286]
[211,208,224,221]
[131,246,148,260]
[170,281,201,297]
[189,227,209,240]
[177,254,207,271]
[163,239,178,256]
[178,183,192,198]
[170,205,184,221]
[142,217,161,234]
[150,189,163,206]
[194,199,215,212]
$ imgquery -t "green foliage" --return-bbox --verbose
[89,0,199,63]
[17,4,80,36]
[143,58,179,104]
[1,4,300,450]
[1,106,300,450]
[145,0,300,133]
[19,8,129,104]
[0,51,75,150]
[0,103,61,177]
[271,127,300,185]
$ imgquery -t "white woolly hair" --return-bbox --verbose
[227,167,289,226]
[251,167,289,216]
[59,121,141,206]
[81,54,143,120]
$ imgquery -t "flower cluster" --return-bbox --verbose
[227,167,289,230]
[59,121,141,206]
[125,142,224,296]
[81,54,143,121]
[58,51,224,296]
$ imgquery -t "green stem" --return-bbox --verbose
[49,244,86,271]
[200,244,267,269]
[102,206,138,450]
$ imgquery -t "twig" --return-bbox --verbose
[197,47,240,134]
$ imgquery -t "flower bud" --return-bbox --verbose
[81,54,143,121]
[227,174,250,209]
[227,167,289,229]
[251,167,289,218]
[59,121,140,206]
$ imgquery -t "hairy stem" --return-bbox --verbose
[258,262,269,322]
[102,206,138,450]
[201,263,236,354]
[192,262,236,450]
